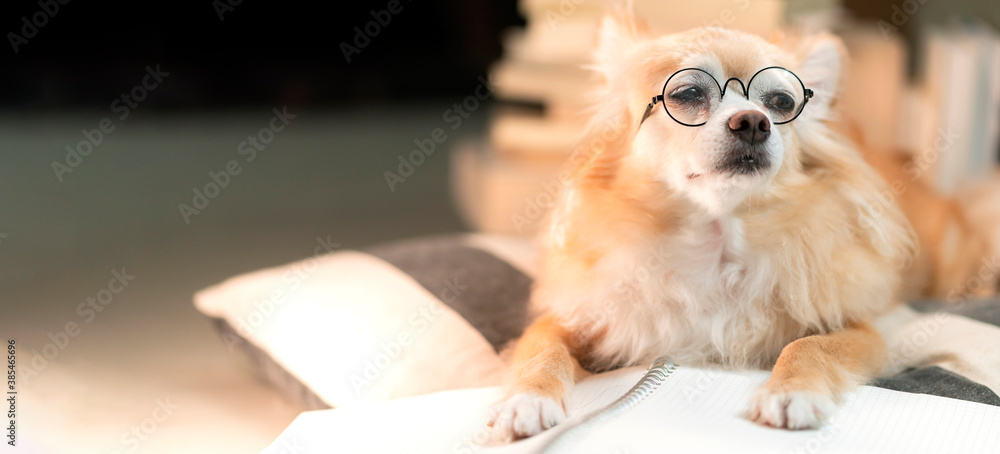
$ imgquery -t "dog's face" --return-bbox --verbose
[633,33,792,215]
[592,20,841,216]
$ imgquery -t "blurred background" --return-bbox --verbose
[0,0,997,452]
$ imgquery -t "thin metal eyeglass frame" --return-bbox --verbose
[639,66,814,127]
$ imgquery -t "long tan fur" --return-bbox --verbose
[833,120,995,300]
[489,9,915,439]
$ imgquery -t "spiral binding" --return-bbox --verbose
[539,357,677,454]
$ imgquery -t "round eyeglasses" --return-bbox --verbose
[639,66,814,127]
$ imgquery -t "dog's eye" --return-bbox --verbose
[764,92,795,112]
[669,86,705,104]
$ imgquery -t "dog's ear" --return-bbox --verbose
[593,6,649,76]
[793,34,845,121]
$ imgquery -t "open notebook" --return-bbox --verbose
[264,359,1000,453]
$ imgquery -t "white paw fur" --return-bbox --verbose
[748,387,837,430]
[488,393,566,441]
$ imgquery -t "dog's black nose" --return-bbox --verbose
[728,110,770,145]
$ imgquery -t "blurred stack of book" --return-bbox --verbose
[451,0,1000,235]
[900,21,1000,194]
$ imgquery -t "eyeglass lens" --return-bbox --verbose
[661,68,806,126]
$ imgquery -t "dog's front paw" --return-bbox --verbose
[487,392,566,442]
[748,384,837,430]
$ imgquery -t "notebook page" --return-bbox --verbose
[563,366,648,416]
[263,366,648,454]
[556,367,1000,454]
[482,366,649,454]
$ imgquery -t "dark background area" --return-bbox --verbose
[0,0,524,111]
[4,0,998,112]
